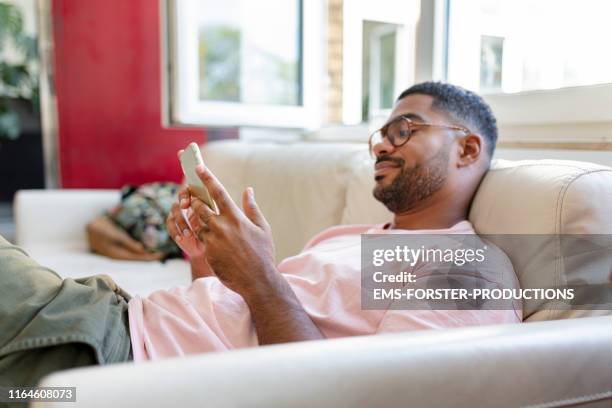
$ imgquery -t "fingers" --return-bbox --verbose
[186,208,202,231]
[242,187,270,230]
[178,186,191,209]
[166,209,180,240]
[191,197,216,229]
[195,164,237,213]
[177,149,184,159]
[172,202,191,236]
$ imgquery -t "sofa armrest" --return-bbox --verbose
[14,189,120,248]
[34,316,612,408]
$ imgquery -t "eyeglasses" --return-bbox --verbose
[368,115,471,157]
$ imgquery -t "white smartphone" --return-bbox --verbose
[179,143,218,213]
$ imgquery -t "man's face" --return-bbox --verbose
[371,94,459,213]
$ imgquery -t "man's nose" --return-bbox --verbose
[372,135,396,158]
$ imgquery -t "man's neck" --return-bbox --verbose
[390,192,469,230]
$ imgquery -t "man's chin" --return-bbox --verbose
[372,184,388,202]
[372,189,398,212]
[374,173,395,185]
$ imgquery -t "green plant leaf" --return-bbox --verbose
[0,110,21,140]
[0,3,24,41]
[16,34,38,60]
[30,83,40,112]
[0,62,29,89]
[0,3,37,105]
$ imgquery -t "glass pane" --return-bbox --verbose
[196,0,302,105]
[362,21,397,121]
[448,0,612,94]
[379,31,396,109]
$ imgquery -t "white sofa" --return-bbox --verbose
[14,189,191,297]
[12,140,612,407]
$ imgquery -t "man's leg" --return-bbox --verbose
[0,343,96,387]
[0,236,132,387]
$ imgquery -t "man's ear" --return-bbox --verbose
[456,133,483,168]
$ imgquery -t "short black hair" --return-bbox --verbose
[397,82,498,158]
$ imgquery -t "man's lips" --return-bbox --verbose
[374,161,401,177]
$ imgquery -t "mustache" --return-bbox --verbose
[375,155,404,167]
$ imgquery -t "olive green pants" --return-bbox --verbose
[0,236,132,389]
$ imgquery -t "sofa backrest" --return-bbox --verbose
[470,159,612,320]
[14,189,121,249]
[204,141,369,261]
[203,141,612,320]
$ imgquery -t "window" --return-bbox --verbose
[448,0,612,94]
[167,0,324,129]
[342,0,420,125]
[444,0,612,143]
[363,22,399,121]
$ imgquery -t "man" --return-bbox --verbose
[0,82,520,386]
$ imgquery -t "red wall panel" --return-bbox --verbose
[52,0,205,188]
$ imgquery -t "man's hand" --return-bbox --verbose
[189,163,324,344]
[166,187,206,258]
[86,216,163,261]
[188,166,276,297]
[166,186,214,279]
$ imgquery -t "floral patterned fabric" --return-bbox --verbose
[108,182,181,257]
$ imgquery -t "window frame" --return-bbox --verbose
[166,0,325,130]
[342,0,419,125]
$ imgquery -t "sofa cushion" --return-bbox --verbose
[22,244,191,297]
[470,159,612,320]
[340,149,393,225]
[203,141,366,261]
[15,189,120,248]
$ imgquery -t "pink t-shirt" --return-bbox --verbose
[128,221,522,361]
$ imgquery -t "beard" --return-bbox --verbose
[373,143,450,213]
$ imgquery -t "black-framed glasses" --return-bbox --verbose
[368,115,471,156]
